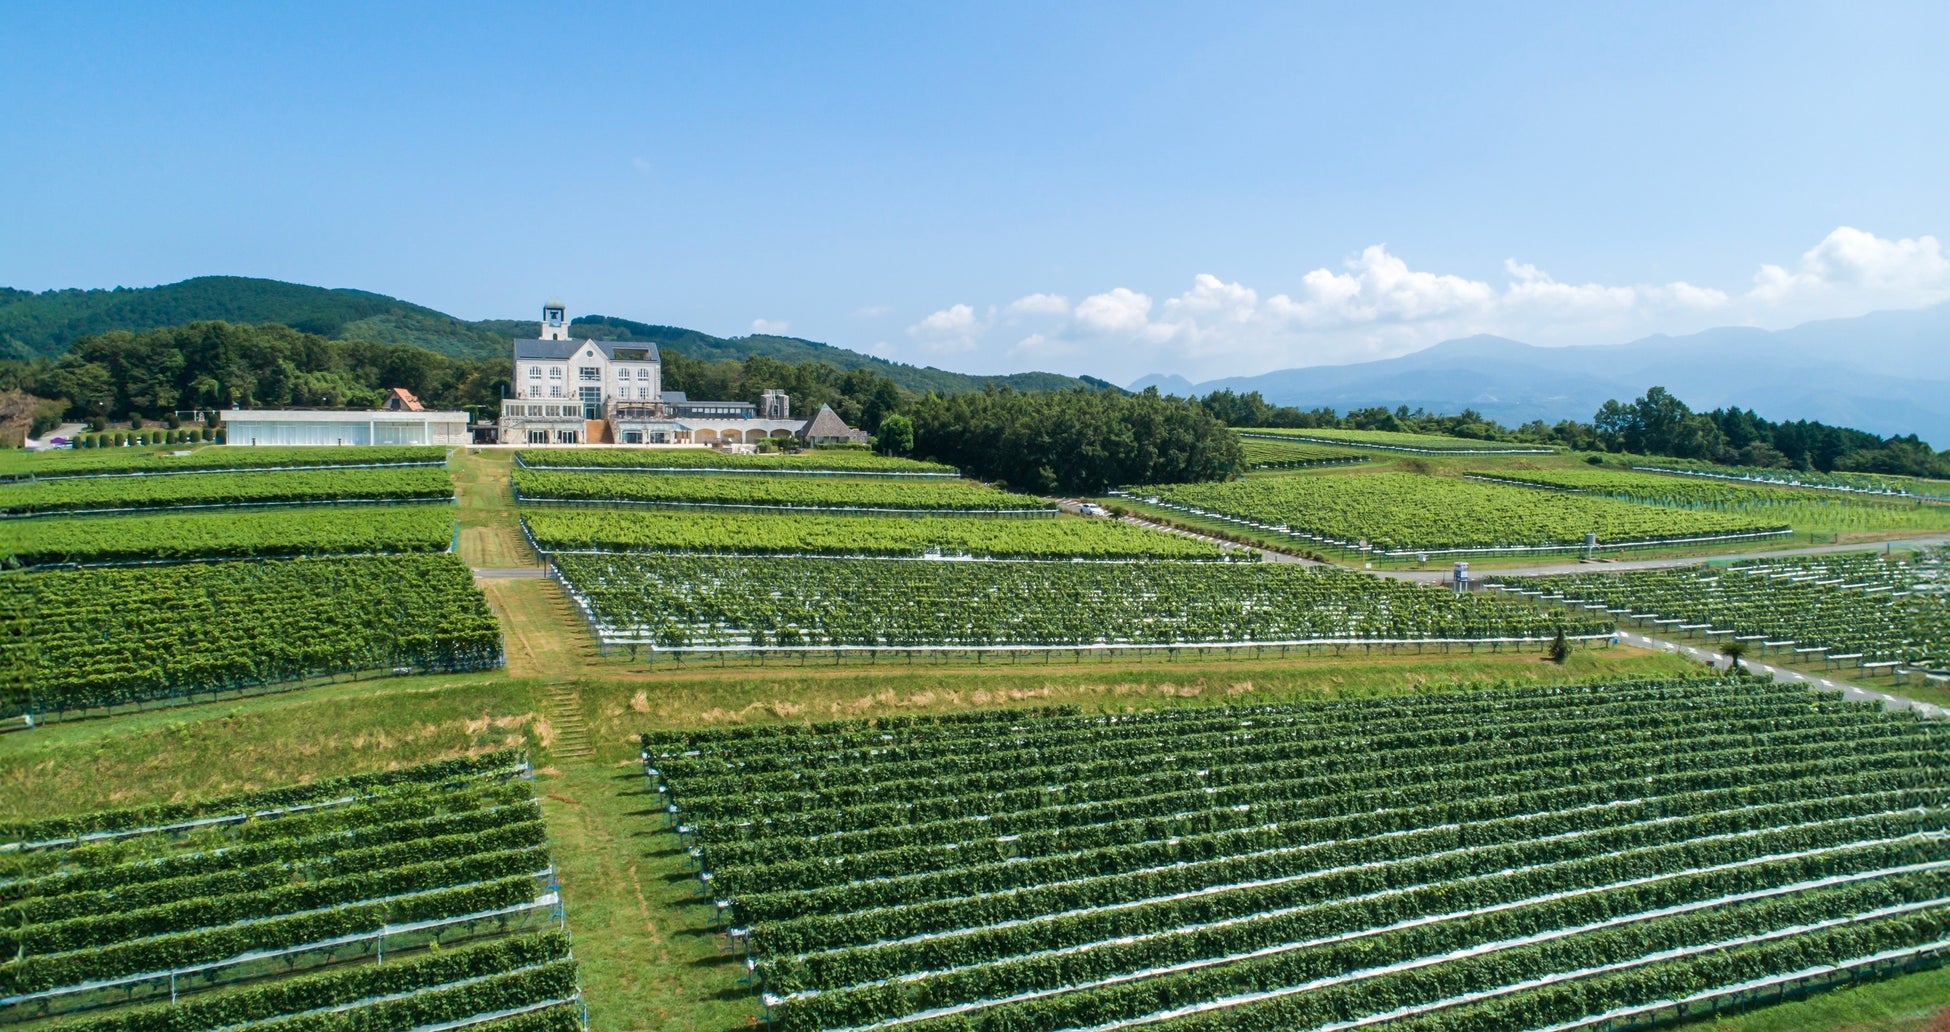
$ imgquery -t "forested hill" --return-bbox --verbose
[0,277,511,361]
[478,314,1113,395]
[0,277,1112,395]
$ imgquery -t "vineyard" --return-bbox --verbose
[514,449,957,475]
[1496,549,1950,674]
[1241,428,1556,454]
[0,467,456,516]
[0,445,449,480]
[1633,459,1950,503]
[1469,468,1950,533]
[522,509,1231,561]
[512,469,1051,513]
[1124,472,1790,557]
[1,506,456,568]
[552,553,1605,653]
[644,678,1950,1032]
[0,554,504,717]
[0,751,585,1032]
[1237,436,1371,471]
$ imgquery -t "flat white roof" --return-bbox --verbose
[678,418,808,432]
[222,410,468,423]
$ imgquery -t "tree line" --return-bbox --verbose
[1193,387,1950,479]
[906,387,1242,494]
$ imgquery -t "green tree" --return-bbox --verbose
[876,413,915,456]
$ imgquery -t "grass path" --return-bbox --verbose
[479,578,601,681]
[541,761,752,1032]
[453,448,539,568]
[1673,969,1950,1031]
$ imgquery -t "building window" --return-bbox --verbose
[556,429,579,444]
[635,368,649,380]
[578,367,600,381]
[548,367,562,379]
[527,429,550,443]
[638,387,649,399]
[528,365,541,379]
[549,386,562,398]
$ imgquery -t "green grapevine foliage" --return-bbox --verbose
[1,506,455,567]
[523,510,1227,560]
[0,555,502,717]
[513,469,1049,512]
[554,553,1604,651]
[642,680,1950,1032]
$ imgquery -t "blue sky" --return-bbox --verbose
[2,1,1946,384]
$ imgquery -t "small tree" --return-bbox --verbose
[1547,628,1571,664]
[1721,641,1747,673]
[876,414,915,456]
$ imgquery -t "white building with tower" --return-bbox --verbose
[496,301,867,447]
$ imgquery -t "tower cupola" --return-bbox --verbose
[540,299,569,341]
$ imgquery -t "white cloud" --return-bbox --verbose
[906,303,986,353]
[1283,245,1497,326]
[1750,227,1950,305]
[1073,287,1156,335]
[749,318,790,335]
[883,226,1950,384]
[1005,293,1070,317]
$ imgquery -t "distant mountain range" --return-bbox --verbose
[10,277,1945,439]
[0,277,1111,396]
[1131,303,1950,443]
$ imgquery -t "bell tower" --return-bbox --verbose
[540,298,569,341]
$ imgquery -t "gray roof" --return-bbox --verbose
[802,404,857,439]
[660,391,688,404]
[512,339,660,362]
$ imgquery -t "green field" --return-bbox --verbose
[0,505,455,566]
[1474,467,1950,535]
[1500,549,1950,673]
[651,678,1950,1032]
[4,444,1948,1032]
[1238,435,1371,469]
[2,553,503,716]
[0,444,448,478]
[0,752,583,1031]
[553,552,1608,652]
[524,507,1228,559]
[0,466,456,515]
[1130,470,1789,556]
[1633,458,1950,503]
[1243,427,1557,453]
[512,468,1050,512]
